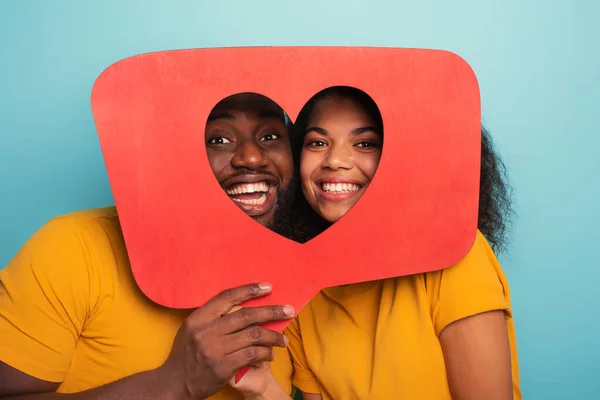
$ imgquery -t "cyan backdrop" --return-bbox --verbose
[1,1,598,399]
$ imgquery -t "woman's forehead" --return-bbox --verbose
[309,96,374,123]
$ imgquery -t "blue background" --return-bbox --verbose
[1,1,598,398]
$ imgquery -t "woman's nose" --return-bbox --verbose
[321,144,352,170]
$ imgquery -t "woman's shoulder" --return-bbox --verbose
[415,230,513,333]
[391,230,511,318]
[295,230,511,321]
[422,230,508,285]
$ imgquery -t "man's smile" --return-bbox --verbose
[222,174,278,216]
[226,181,269,205]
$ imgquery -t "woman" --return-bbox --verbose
[291,86,384,243]
[236,86,520,400]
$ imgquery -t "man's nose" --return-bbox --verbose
[231,140,269,170]
[322,143,353,170]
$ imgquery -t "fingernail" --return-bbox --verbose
[283,305,295,316]
[259,283,272,291]
[283,334,290,346]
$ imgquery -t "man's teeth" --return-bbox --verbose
[226,181,269,195]
[231,193,267,205]
[321,182,361,193]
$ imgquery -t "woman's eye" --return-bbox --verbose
[260,133,280,141]
[355,141,378,149]
[307,140,327,147]
[208,137,232,144]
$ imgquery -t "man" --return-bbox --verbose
[205,93,296,239]
[0,93,297,399]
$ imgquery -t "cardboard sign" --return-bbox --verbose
[91,47,481,330]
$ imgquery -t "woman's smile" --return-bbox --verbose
[313,177,366,202]
[299,91,383,223]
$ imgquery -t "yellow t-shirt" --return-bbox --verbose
[0,207,293,397]
[282,231,521,399]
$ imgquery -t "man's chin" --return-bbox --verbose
[232,182,295,240]
[229,199,276,227]
[251,209,277,228]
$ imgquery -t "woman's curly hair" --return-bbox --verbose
[290,87,515,254]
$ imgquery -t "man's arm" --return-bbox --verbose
[1,218,295,399]
[0,362,172,399]
[0,364,58,397]
[0,284,295,399]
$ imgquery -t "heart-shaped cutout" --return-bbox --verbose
[91,47,481,336]
[204,87,383,243]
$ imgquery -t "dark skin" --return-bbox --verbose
[205,94,294,228]
[0,96,296,399]
[0,283,295,399]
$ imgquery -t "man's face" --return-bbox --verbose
[205,94,295,233]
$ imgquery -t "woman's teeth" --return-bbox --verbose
[231,193,267,205]
[321,182,361,193]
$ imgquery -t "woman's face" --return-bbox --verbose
[300,96,382,223]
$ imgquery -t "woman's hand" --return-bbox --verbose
[229,362,290,399]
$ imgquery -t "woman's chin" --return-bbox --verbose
[318,207,351,224]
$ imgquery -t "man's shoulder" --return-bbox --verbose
[2,206,130,306]
[7,206,125,275]
[42,206,122,239]
[51,206,119,224]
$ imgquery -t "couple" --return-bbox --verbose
[0,87,520,400]
[205,86,382,244]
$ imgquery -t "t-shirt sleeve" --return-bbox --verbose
[0,218,96,382]
[426,231,513,336]
[284,317,322,394]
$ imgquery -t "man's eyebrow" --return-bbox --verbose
[258,110,285,122]
[207,110,285,123]
[207,112,235,122]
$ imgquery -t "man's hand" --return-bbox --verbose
[158,283,295,400]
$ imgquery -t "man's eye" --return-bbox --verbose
[307,140,327,147]
[208,137,232,144]
[260,133,280,141]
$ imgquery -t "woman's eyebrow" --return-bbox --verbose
[305,126,328,135]
[351,126,381,135]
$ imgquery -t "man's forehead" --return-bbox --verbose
[208,93,285,121]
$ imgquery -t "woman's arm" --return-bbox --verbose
[301,394,323,400]
[439,310,513,400]
[236,369,323,400]
[244,386,323,400]
[239,376,292,400]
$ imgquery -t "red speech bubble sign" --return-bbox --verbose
[91,46,481,329]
